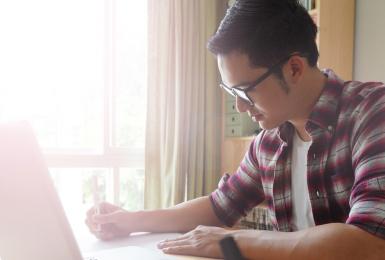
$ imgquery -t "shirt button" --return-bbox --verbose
[316,190,320,198]
[327,125,333,132]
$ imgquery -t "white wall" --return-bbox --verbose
[354,0,385,82]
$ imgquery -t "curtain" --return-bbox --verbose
[144,0,226,209]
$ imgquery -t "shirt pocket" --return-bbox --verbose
[327,173,353,220]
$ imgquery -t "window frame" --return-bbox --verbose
[43,0,146,206]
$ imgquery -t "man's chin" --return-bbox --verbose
[258,121,280,131]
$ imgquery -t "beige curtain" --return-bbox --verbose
[144,0,226,209]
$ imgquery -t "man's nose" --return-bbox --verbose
[235,96,251,113]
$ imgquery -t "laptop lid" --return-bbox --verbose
[0,122,83,260]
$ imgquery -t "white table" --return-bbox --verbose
[71,217,218,260]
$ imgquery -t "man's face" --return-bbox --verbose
[218,51,293,130]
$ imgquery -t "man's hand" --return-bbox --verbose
[157,225,233,259]
[85,202,133,240]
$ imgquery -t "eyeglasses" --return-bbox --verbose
[220,54,299,106]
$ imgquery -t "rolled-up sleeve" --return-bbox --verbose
[209,136,265,227]
[349,91,385,239]
[348,176,385,239]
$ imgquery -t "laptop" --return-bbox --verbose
[0,122,173,260]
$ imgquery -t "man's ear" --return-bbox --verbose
[285,55,305,84]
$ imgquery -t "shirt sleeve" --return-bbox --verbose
[348,89,385,239]
[209,134,265,227]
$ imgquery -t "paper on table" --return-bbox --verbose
[83,246,174,260]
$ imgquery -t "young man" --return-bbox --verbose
[86,0,385,259]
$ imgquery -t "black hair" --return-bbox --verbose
[207,0,319,72]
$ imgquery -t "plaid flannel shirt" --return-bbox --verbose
[210,69,385,239]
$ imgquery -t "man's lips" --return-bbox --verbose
[250,113,264,122]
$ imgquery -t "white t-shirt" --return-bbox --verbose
[291,130,315,230]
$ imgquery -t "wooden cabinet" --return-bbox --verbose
[224,95,259,138]
[221,0,355,174]
[221,137,254,174]
[313,0,355,80]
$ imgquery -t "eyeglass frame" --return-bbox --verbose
[219,53,306,106]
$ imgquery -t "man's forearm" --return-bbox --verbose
[234,223,385,260]
[129,196,223,233]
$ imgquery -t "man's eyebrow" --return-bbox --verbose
[230,80,255,88]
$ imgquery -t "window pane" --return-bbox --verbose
[0,0,104,151]
[119,168,145,211]
[50,168,112,214]
[114,0,147,149]
[50,168,112,242]
[50,167,145,219]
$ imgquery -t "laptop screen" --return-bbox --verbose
[0,122,83,260]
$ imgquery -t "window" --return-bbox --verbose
[0,0,147,224]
